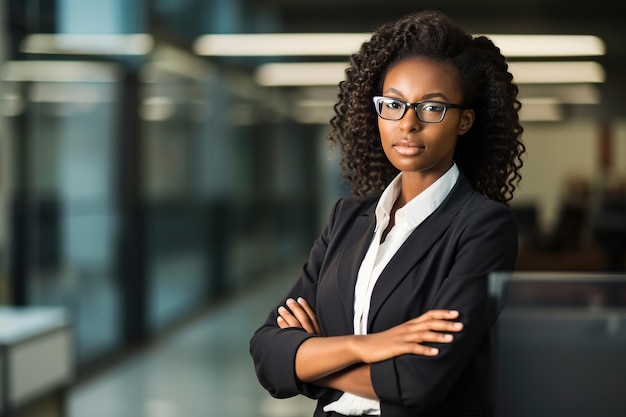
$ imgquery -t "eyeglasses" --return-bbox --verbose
[372,96,467,123]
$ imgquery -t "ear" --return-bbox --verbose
[458,109,475,135]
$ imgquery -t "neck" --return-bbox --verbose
[398,170,443,206]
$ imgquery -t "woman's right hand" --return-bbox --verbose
[354,310,463,364]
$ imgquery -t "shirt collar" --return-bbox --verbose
[374,164,460,232]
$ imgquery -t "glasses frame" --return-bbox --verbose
[372,96,468,123]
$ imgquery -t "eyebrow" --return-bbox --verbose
[382,87,451,102]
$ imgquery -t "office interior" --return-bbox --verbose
[0,1,625,416]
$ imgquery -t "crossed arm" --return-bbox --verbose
[276,297,463,399]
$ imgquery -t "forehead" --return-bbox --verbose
[382,58,461,96]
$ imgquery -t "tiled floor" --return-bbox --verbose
[68,265,316,417]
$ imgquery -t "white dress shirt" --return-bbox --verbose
[323,164,460,416]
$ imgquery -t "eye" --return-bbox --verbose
[384,99,404,110]
[421,102,446,113]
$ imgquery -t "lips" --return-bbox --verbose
[392,139,425,156]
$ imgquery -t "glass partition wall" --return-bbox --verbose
[4,60,125,363]
[0,2,329,370]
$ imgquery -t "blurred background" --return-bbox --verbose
[0,1,624,416]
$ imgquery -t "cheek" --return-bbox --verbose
[377,120,393,143]
[439,133,459,154]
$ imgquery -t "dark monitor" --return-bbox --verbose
[489,272,626,417]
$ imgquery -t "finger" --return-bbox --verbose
[410,345,441,356]
[412,330,456,344]
[277,306,302,328]
[297,297,321,334]
[415,310,459,322]
[286,298,317,334]
[410,319,464,333]
[277,316,290,329]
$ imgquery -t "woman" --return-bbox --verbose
[250,9,525,417]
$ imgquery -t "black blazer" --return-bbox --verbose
[250,173,518,416]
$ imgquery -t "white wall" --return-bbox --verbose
[513,119,626,232]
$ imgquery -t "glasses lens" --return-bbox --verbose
[417,102,446,123]
[376,98,406,120]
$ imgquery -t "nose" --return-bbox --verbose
[398,105,422,131]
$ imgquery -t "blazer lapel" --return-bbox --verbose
[367,174,475,328]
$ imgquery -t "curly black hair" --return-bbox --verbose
[328,9,525,204]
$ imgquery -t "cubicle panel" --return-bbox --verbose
[489,272,626,417]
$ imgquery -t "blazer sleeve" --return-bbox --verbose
[249,198,342,400]
[371,197,518,413]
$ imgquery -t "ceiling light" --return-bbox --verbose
[255,62,347,86]
[194,33,370,56]
[194,33,604,58]
[482,35,604,57]
[508,61,605,84]
[21,34,154,55]
[519,84,601,105]
[254,61,605,87]
[1,60,122,82]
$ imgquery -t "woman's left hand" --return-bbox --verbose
[277,297,321,335]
